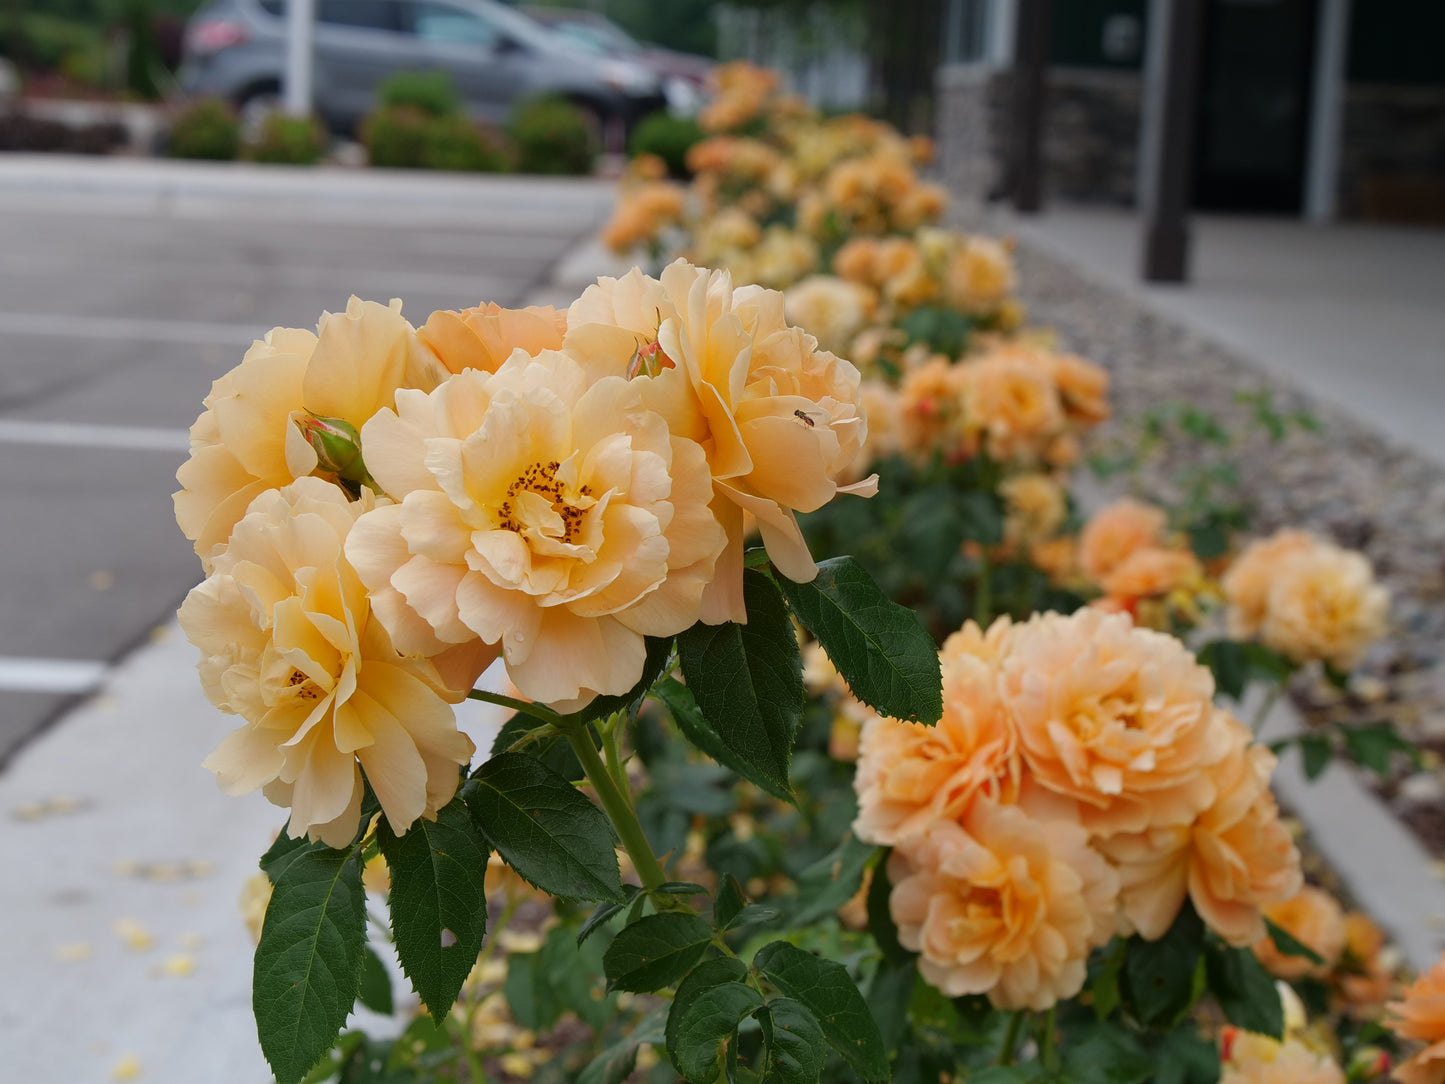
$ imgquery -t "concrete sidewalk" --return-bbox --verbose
[998,207,1445,468]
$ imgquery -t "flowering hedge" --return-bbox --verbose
[175,60,1437,1084]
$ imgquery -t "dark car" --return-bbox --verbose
[179,0,665,136]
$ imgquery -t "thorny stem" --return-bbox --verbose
[1039,1006,1059,1072]
[456,895,520,1080]
[562,721,668,891]
[466,688,562,728]
[1249,683,1285,736]
[600,711,632,797]
[447,1015,487,1084]
[974,549,993,627]
[996,1010,1027,1067]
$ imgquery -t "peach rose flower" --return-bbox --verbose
[1078,498,1168,583]
[1000,609,1230,835]
[1000,473,1067,548]
[1048,353,1112,426]
[854,621,1018,845]
[1221,529,1317,637]
[1100,546,1203,601]
[960,352,1065,462]
[1102,715,1302,946]
[175,297,448,569]
[784,275,876,356]
[345,350,725,710]
[1338,912,1397,1008]
[889,798,1118,1010]
[833,237,880,284]
[1388,955,1445,1084]
[564,260,875,621]
[179,478,479,848]
[599,182,687,254]
[898,356,969,460]
[1221,1034,1345,1084]
[945,236,1016,315]
[1259,544,1388,670]
[1255,886,1347,980]
[417,302,566,376]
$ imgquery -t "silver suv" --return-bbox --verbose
[179,0,664,136]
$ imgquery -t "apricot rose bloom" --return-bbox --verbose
[564,260,875,621]
[1224,529,1388,668]
[1221,529,1318,637]
[1255,886,1347,980]
[853,619,1018,846]
[417,302,566,376]
[179,478,478,848]
[1260,543,1389,669]
[888,798,1118,1010]
[783,275,875,356]
[346,349,725,710]
[1221,1034,1346,1084]
[175,297,448,569]
[1388,955,1445,1084]
[1078,498,1168,583]
[1101,715,1302,946]
[1099,546,1203,601]
[1000,608,1231,835]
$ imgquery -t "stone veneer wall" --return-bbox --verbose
[936,64,1143,208]
[1339,84,1445,223]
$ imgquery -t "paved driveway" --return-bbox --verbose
[0,157,614,765]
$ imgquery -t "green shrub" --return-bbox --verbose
[422,114,510,172]
[376,70,461,119]
[247,112,327,165]
[628,110,703,178]
[167,97,240,160]
[362,104,431,168]
[508,96,596,176]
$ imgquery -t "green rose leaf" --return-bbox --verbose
[1344,721,1421,776]
[253,842,368,1084]
[259,821,310,883]
[579,1007,668,1084]
[1122,903,1205,1028]
[713,872,747,931]
[752,940,889,1082]
[774,556,943,725]
[357,945,394,1016]
[462,751,624,903]
[577,885,641,947]
[759,997,828,1084]
[604,912,715,993]
[666,958,764,1083]
[792,834,877,926]
[675,571,805,798]
[654,676,792,801]
[1206,940,1284,1039]
[376,794,489,1021]
[1060,1024,1154,1084]
[1264,916,1325,965]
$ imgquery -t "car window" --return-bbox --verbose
[410,1,498,45]
[317,0,400,31]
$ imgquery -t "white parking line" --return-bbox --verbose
[0,419,190,453]
[0,657,108,694]
[0,312,259,346]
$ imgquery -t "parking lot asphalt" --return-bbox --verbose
[0,156,614,765]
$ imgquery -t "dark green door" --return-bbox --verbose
[1193,0,1319,212]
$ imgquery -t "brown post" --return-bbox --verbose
[1011,0,1053,213]
[1139,0,1206,282]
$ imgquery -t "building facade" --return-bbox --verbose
[935,0,1445,223]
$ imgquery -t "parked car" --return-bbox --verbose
[518,7,713,116]
[178,0,664,137]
